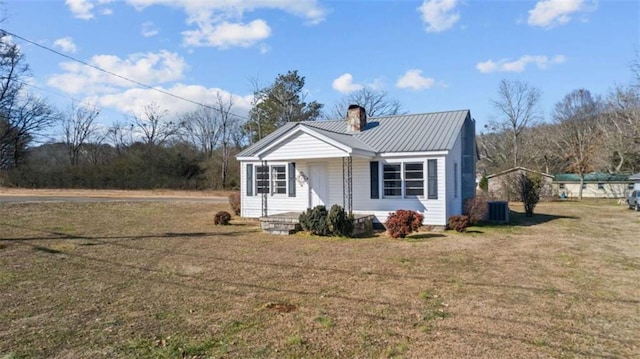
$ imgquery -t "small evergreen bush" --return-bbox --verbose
[385,210,424,238]
[214,211,231,225]
[327,204,354,237]
[299,205,330,236]
[448,215,470,232]
[463,194,488,225]
[479,174,489,193]
[520,173,541,217]
[228,192,241,215]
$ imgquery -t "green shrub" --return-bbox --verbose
[299,205,330,236]
[479,173,489,192]
[385,210,423,238]
[327,204,354,237]
[520,173,541,217]
[228,192,241,215]
[448,215,470,232]
[214,211,231,225]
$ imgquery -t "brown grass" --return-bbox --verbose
[0,199,639,358]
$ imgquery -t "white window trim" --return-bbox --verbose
[253,163,289,197]
[381,161,425,199]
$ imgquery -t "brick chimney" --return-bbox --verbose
[346,104,366,132]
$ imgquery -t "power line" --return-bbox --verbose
[1,29,250,121]
[18,80,138,123]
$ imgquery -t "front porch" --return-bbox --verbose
[260,212,375,236]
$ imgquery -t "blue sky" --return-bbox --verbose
[3,0,639,134]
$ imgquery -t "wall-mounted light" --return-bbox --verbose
[297,171,308,185]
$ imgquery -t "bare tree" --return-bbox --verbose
[598,86,640,172]
[214,93,239,189]
[0,94,56,169]
[107,119,133,155]
[490,79,542,168]
[329,88,402,119]
[62,103,100,166]
[133,102,179,146]
[553,89,603,200]
[181,105,221,159]
[0,33,57,169]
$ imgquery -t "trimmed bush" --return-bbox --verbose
[299,205,330,236]
[228,192,241,215]
[448,215,470,232]
[327,204,354,237]
[214,211,231,225]
[385,210,424,239]
[463,194,488,225]
[520,173,541,217]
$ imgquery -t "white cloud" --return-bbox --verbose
[476,54,566,73]
[259,43,271,54]
[418,0,460,33]
[53,37,78,54]
[93,84,253,118]
[65,0,94,19]
[332,73,364,94]
[66,0,114,19]
[123,0,326,48]
[528,0,596,29]
[141,21,159,37]
[47,50,187,94]
[396,69,435,90]
[183,20,271,48]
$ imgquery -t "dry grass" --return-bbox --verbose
[0,199,639,358]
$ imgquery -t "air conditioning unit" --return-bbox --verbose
[487,201,509,223]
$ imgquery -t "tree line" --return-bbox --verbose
[0,33,403,190]
[479,74,640,199]
[1,28,638,191]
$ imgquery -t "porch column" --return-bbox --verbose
[261,160,268,217]
[342,157,353,214]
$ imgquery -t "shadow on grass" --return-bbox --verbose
[404,233,446,241]
[0,224,260,242]
[476,209,578,228]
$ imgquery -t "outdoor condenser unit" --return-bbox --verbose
[487,201,509,223]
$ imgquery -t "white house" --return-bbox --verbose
[236,106,477,226]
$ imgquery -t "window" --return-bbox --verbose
[427,159,438,199]
[271,166,286,194]
[404,163,424,196]
[581,183,587,190]
[559,183,565,189]
[597,183,604,190]
[256,166,270,194]
[383,164,402,197]
[453,163,458,198]
[629,183,635,190]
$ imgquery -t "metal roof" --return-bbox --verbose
[629,173,640,181]
[237,109,471,158]
[553,173,631,182]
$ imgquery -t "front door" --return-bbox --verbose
[309,163,328,208]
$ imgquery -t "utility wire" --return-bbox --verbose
[18,79,138,122]
[2,29,250,121]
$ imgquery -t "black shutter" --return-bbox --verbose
[246,164,253,196]
[288,163,296,197]
[370,161,379,199]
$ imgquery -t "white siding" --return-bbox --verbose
[240,161,310,217]
[349,157,448,226]
[556,182,632,198]
[261,132,347,161]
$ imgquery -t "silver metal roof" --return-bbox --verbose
[237,109,471,157]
